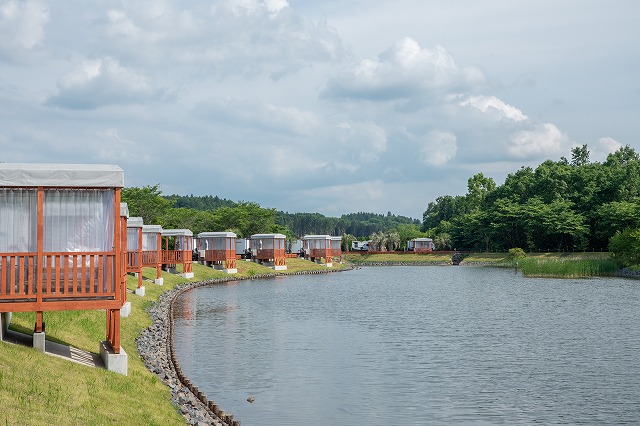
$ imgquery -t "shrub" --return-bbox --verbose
[508,247,526,260]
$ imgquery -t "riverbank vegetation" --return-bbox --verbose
[122,145,640,269]
[1,258,347,425]
[517,257,619,278]
[421,145,640,254]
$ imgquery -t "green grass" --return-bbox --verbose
[344,253,452,263]
[517,257,619,278]
[2,257,340,425]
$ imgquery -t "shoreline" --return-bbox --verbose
[137,266,354,426]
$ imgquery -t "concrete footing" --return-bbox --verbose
[180,272,194,279]
[154,277,164,285]
[120,301,131,318]
[225,268,238,274]
[0,312,11,341]
[100,341,128,376]
[135,286,146,297]
[326,262,333,268]
[33,331,46,352]
[274,265,287,271]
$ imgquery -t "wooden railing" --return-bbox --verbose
[0,252,120,310]
[142,250,160,267]
[162,250,187,264]
[203,249,235,262]
[255,248,286,261]
[126,251,141,270]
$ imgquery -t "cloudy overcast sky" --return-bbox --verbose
[1,1,638,219]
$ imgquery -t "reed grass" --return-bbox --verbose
[517,257,619,278]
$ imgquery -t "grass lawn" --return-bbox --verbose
[344,253,451,263]
[2,257,339,425]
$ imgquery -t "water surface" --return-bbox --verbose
[173,266,640,425]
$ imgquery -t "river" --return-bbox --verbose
[172,266,640,425]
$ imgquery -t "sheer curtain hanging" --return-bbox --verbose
[43,189,114,252]
[127,228,139,250]
[0,188,37,253]
[142,233,157,251]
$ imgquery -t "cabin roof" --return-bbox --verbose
[120,203,129,218]
[412,237,433,242]
[250,233,286,239]
[127,217,144,228]
[162,229,193,237]
[198,231,237,238]
[142,224,163,233]
[0,163,124,187]
[302,234,331,240]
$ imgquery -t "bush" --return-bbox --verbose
[508,247,526,260]
[609,228,640,267]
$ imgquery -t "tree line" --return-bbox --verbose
[421,145,640,252]
[121,186,422,246]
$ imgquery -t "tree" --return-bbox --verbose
[609,228,640,266]
[121,185,173,224]
[434,233,452,250]
[571,144,590,166]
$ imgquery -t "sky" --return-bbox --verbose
[1,1,638,219]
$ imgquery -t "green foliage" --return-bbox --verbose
[518,257,618,278]
[508,247,526,259]
[121,185,173,224]
[277,211,420,238]
[609,228,640,267]
[434,233,452,250]
[422,144,640,252]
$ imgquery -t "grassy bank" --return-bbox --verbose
[344,252,452,263]
[1,258,346,425]
[517,257,619,278]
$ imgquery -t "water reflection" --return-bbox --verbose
[173,267,640,425]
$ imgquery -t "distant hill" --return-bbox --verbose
[163,194,419,238]
[164,194,236,211]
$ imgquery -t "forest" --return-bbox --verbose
[121,144,640,257]
[422,145,640,252]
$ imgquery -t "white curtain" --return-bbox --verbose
[43,189,114,252]
[127,228,139,250]
[142,233,157,251]
[0,189,37,252]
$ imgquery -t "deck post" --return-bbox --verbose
[0,312,11,340]
[33,312,45,351]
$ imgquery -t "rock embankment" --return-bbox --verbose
[617,268,640,279]
[350,261,451,266]
[137,266,353,426]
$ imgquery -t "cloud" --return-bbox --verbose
[457,95,528,122]
[420,131,457,166]
[336,121,387,164]
[323,37,485,102]
[508,123,572,159]
[100,1,347,78]
[194,96,320,136]
[0,0,48,61]
[45,57,162,109]
[590,136,623,162]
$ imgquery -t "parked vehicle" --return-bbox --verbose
[351,240,371,251]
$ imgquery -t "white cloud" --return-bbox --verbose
[324,37,485,101]
[336,121,387,164]
[45,57,160,109]
[420,131,457,166]
[591,136,623,162]
[195,97,320,136]
[508,123,572,159]
[0,0,48,60]
[457,95,528,122]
